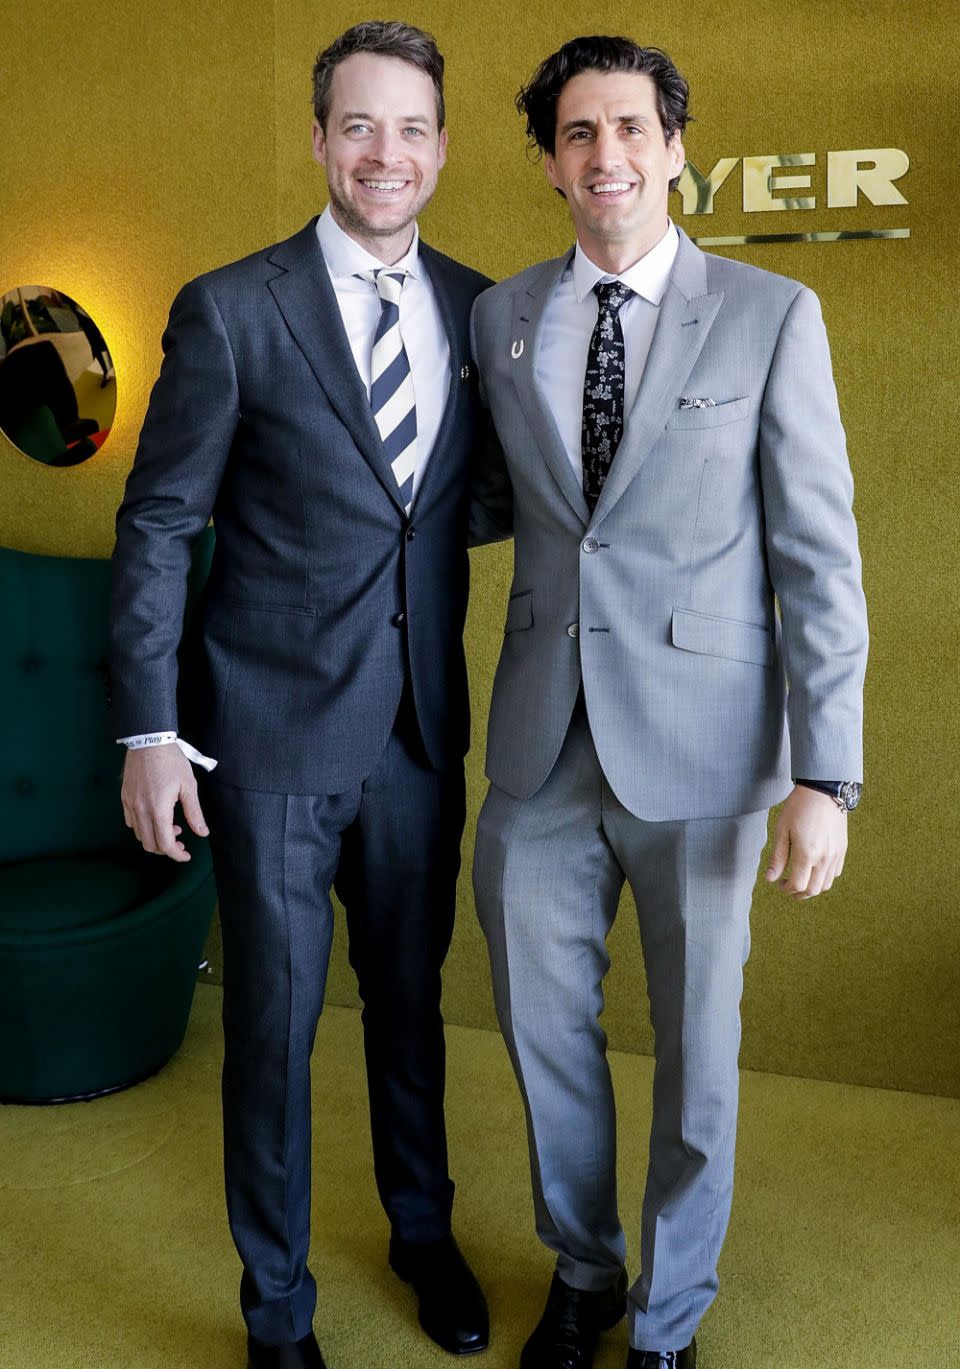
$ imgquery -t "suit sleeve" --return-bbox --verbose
[467,293,514,547]
[758,285,868,781]
[108,278,239,736]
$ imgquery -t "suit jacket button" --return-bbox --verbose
[582,537,599,554]
[406,526,416,541]
[567,623,579,638]
[391,612,406,627]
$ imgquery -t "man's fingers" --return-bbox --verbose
[134,809,161,855]
[151,804,191,861]
[765,822,790,882]
[803,864,828,899]
[783,855,814,897]
[179,785,210,838]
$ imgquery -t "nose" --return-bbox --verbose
[590,127,622,172]
[367,127,404,165]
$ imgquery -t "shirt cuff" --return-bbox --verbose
[117,733,218,772]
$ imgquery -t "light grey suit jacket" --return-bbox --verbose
[471,228,868,821]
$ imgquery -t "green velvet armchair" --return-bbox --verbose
[0,533,217,1102]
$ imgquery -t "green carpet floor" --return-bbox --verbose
[2,985,957,1368]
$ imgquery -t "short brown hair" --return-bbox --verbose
[517,35,690,163]
[312,20,446,132]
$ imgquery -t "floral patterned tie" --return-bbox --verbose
[581,280,633,511]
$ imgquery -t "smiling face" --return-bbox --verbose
[312,52,447,263]
[545,70,685,273]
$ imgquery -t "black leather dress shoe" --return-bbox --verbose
[389,1232,490,1355]
[247,1329,326,1368]
[625,1338,696,1368]
[520,1268,628,1369]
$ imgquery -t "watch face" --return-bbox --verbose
[840,781,862,810]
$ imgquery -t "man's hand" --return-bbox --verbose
[765,785,847,899]
[121,744,209,863]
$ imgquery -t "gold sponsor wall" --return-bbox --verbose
[2,0,957,1095]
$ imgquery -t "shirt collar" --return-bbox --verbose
[315,203,420,280]
[571,220,679,305]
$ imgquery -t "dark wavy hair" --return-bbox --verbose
[517,35,690,182]
[312,20,445,132]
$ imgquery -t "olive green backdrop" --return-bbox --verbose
[2,0,957,1097]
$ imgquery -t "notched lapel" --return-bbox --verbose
[509,260,590,526]
[267,223,406,515]
[591,235,724,526]
[408,244,463,515]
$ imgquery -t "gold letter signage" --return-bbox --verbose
[674,147,910,245]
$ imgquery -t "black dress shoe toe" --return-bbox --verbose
[520,1268,627,1369]
[390,1232,490,1355]
[247,1329,327,1368]
[625,1337,696,1368]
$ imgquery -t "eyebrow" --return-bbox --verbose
[340,111,431,124]
[559,113,653,135]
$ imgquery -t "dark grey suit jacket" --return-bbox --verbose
[110,218,498,794]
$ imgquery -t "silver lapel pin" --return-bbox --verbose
[511,339,524,360]
[460,364,471,381]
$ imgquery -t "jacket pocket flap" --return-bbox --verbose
[665,396,751,429]
[672,607,774,667]
[505,589,533,633]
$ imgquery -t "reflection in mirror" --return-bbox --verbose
[0,286,117,466]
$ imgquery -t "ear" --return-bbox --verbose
[437,125,448,171]
[311,120,326,168]
[544,151,560,192]
[667,131,685,179]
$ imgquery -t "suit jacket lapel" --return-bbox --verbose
[510,254,591,527]
[408,242,461,513]
[266,219,406,516]
[591,229,724,526]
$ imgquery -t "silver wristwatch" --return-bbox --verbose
[795,779,862,812]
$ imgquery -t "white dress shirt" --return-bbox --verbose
[536,220,679,480]
[315,204,450,499]
[119,205,451,767]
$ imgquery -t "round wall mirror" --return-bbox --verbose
[0,286,116,466]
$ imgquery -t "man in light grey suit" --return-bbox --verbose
[470,36,868,1369]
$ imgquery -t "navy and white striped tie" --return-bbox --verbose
[362,268,417,512]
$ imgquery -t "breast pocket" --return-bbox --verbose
[665,396,751,430]
[504,590,533,634]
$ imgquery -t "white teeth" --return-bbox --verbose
[590,182,632,194]
[361,180,406,191]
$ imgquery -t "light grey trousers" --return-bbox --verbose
[472,701,768,1351]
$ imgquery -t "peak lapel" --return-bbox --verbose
[267,220,406,516]
[591,231,723,526]
[510,255,591,527]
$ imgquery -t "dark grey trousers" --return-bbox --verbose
[202,695,465,1345]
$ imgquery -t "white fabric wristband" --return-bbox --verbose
[118,733,218,772]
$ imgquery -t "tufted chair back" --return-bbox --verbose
[0,545,127,864]
[0,531,213,865]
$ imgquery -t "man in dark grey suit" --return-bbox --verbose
[110,22,503,1369]
[470,37,868,1369]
